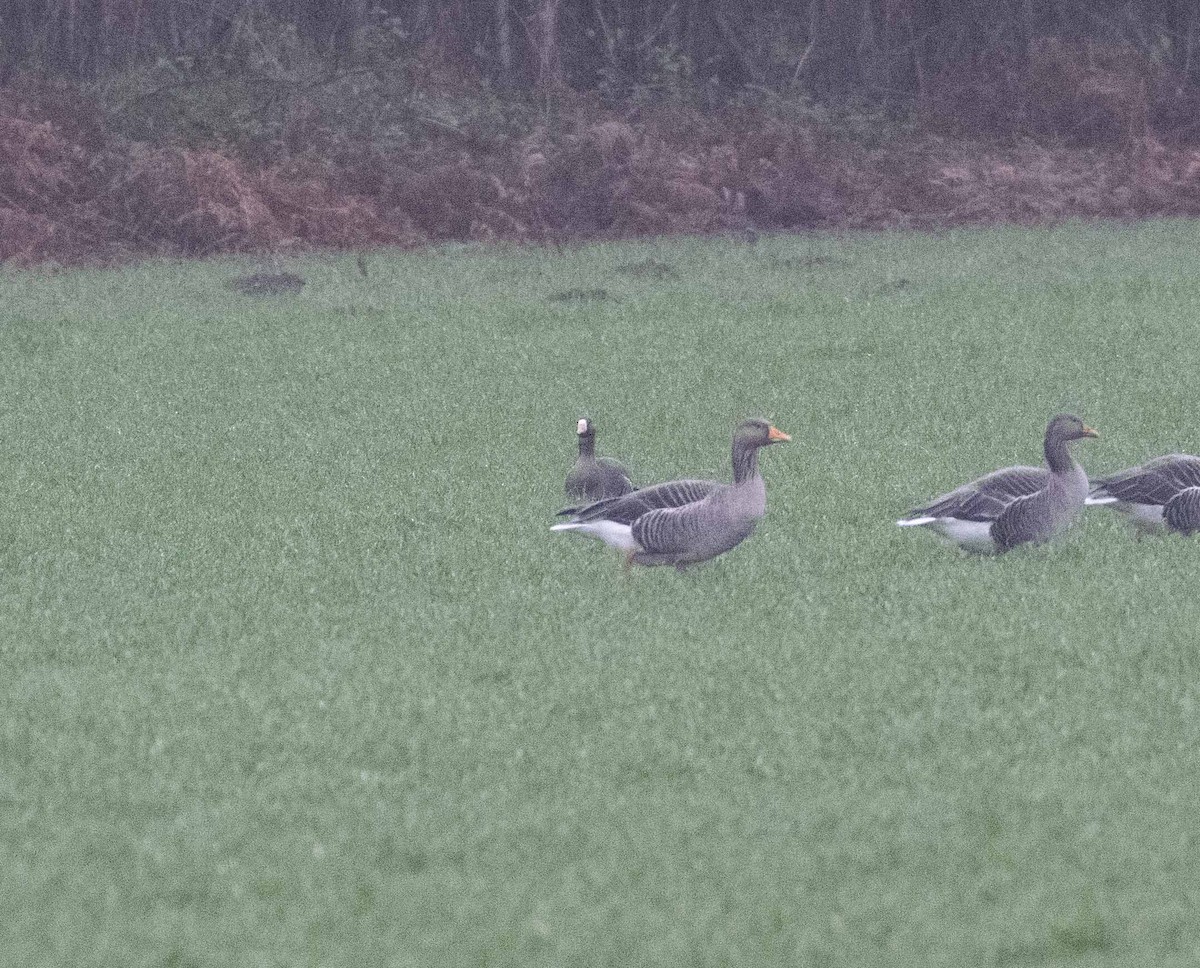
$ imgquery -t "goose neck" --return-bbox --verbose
[732,441,761,484]
[578,433,596,458]
[1044,432,1074,474]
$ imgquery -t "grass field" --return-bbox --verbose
[3,223,1200,967]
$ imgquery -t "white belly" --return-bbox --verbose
[923,517,998,554]
[1116,501,1167,533]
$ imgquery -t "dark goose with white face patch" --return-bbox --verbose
[563,417,635,504]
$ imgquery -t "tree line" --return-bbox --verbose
[3,0,1198,104]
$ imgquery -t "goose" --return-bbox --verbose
[564,418,635,503]
[551,418,790,570]
[1086,454,1200,536]
[896,414,1099,553]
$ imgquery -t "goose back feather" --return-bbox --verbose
[560,478,720,523]
[899,466,1048,523]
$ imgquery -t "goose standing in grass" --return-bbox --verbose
[896,414,1099,554]
[564,418,635,503]
[552,418,790,570]
[1086,454,1200,536]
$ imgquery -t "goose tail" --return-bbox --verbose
[896,516,936,527]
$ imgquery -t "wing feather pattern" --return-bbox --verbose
[902,466,1048,523]
[562,479,720,525]
[1092,455,1200,505]
[595,457,636,497]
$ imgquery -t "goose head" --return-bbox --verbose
[736,418,791,449]
[730,418,789,483]
[576,417,595,438]
[1046,414,1099,445]
[1044,413,1098,473]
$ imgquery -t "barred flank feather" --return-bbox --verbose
[1164,487,1200,535]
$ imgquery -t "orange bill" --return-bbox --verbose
[1082,425,1100,438]
[768,426,791,442]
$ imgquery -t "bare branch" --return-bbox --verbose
[790,0,822,86]
[712,6,765,85]
[593,0,618,66]
[634,2,679,54]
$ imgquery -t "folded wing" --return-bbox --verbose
[559,478,720,523]
[901,466,1048,523]
[1090,454,1200,505]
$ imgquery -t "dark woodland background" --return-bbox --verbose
[6,0,1200,263]
[7,1,1200,110]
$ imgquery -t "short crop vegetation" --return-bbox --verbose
[2,223,1200,966]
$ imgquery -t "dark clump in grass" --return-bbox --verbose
[871,277,913,295]
[162,946,202,968]
[226,271,306,295]
[614,258,679,281]
[1050,895,1113,956]
[546,286,611,302]
[765,253,839,270]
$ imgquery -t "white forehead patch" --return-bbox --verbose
[577,418,589,435]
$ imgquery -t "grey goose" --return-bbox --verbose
[897,414,1099,553]
[564,418,635,503]
[552,418,790,570]
[1086,454,1200,536]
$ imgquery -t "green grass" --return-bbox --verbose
[3,223,1200,967]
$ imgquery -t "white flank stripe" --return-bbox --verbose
[550,520,640,551]
[898,515,997,552]
[1084,496,1118,505]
